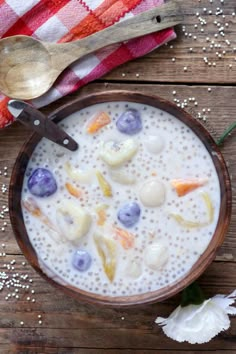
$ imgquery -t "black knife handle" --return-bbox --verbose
[16,104,78,152]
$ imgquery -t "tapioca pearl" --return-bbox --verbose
[176,269,183,276]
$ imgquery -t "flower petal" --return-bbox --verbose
[212,291,236,315]
[156,300,231,344]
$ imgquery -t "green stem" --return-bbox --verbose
[216,121,236,146]
[181,282,206,307]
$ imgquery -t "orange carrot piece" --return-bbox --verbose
[113,226,135,249]
[65,182,82,198]
[22,198,56,231]
[86,112,111,134]
[22,198,42,217]
[171,178,208,197]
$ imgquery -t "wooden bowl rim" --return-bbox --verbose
[9,90,232,307]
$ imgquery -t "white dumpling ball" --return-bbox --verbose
[144,134,164,154]
[144,243,169,270]
[126,259,142,278]
[139,179,166,207]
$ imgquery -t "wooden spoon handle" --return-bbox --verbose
[52,0,182,69]
[80,0,182,53]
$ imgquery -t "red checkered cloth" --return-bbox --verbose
[0,0,176,128]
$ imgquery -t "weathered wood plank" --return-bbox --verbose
[1,349,236,354]
[104,0,236,83]
[0,324,236,350]
[0,256,235,341]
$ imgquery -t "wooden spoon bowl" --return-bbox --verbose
[0,1,183,100]
[9,91,232,307]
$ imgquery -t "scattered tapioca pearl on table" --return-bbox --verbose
[171,87,216,124]
[0,167,43,327]
[0,253,43,326]
[0,167,8,194]
[169,1,236,71]
[0,166,9,231]
[0,167,8,177]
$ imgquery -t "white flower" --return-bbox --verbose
[155,290,236,344]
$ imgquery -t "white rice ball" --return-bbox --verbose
[144,243,169,270]
[144,134,164,154]
[139,179,166,207]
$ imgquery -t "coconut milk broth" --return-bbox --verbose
[21,101,220,296]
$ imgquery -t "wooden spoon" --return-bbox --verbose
[0,1,182,100]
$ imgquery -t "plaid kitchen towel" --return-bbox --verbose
[0,0,176,128]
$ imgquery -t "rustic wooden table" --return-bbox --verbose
[0,0,236,353]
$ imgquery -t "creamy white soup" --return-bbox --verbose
[21,101,220,296]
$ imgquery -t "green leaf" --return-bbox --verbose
[216,121,236,146]
[181,282,206,307]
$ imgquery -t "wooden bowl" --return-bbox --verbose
[9,91,232,307]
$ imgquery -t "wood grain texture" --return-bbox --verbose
[0,256,235,349]
[104,0,236,84]
[1,350,236,354]
[0,1,182,100]
[0,260,236,351]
